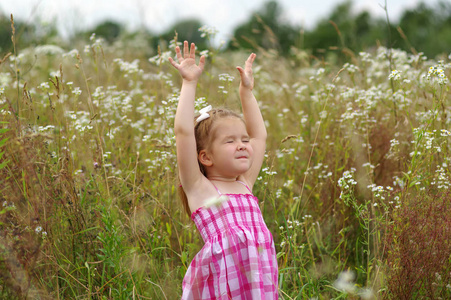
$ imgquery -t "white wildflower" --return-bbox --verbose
[200,50,209,57]
[388,70,402,81]
[390,139,399,147]
[72,87,82,96]
[34,45,64,56]
[218,73,234,82]
[283,179,294,189]
[359,288,375,299]
[63,49,79,58]
[203,195,229,209]
[334,270,356,293]
[440,129,451,137]
[199,25,218,38]
[39,82,50,90]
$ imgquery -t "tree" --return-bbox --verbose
[153,19,207,50]
[228,1,301,56]
[0,14,59,55]
[397,1,451,57]
[93,20,122,43]
[0,14,12,54]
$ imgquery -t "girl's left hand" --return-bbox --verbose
[236,53,256,91]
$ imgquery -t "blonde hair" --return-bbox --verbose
[178,108,244,217]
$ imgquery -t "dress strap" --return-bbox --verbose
[211,183,222,195]
[236,180,252,193]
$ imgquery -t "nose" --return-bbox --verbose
[238,142,246,150]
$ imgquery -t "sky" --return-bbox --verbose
[0,0,442,44]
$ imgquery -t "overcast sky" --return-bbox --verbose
[0,0,443,43]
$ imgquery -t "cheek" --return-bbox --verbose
[247,145,254,156]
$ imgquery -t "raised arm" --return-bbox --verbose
[236,53,267,188]
[170,41,206,194]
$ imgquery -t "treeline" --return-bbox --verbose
[1,0,450,59]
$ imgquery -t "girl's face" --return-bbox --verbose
[204,117,253,178]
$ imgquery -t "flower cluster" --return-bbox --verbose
[2,201,16,210]
[338,169,357,191]
[66,110,94,134]
[441,129,451,137]
[256,166,277,185]
[343,63,359,73]
[37,125,56,132]
[430,164,450,190]
[114,58,142,77]
[218,73,235,82]
[194,97,209,112]
[149,51,172,66]
[425,65,449,85]
[35,225,48,238]
[278,217,309,249]
[62,49,79,59]
[198,25,218,39]
[392,176,405,189]
[388,69,402,81]
[306,162,333,179]
[35,45,64,56]
[367,184,395,206]
[334,270,374,298]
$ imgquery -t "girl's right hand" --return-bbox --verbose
[169,41,206,82]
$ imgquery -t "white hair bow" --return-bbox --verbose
[196,105,212,123]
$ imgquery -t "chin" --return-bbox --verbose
[231,167,248,176]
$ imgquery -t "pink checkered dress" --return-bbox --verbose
[181,182,278,299]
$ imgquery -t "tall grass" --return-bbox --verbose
[0,25,450,299]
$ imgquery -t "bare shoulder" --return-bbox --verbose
[184,176,219,213]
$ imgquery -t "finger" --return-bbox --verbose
[175,46,182,61]
[236,67,248,83]
[245,53,256,68]
[247,53,256,63]
[190,43,196,58]
[198,55,206,71]
[183,41,189,58]
[168,57,179,69]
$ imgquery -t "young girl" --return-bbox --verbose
[169,41,278,299]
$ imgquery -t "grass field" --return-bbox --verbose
[1,30,451,299]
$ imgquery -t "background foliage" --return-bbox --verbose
[1,1,451,59]
[0,0,451,299]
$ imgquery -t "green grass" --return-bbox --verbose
[0,33,450,299]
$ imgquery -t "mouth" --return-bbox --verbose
[236,151,249,159]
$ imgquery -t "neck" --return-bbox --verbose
[208,176,238,182]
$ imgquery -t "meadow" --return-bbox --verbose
[1,26,451,299]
